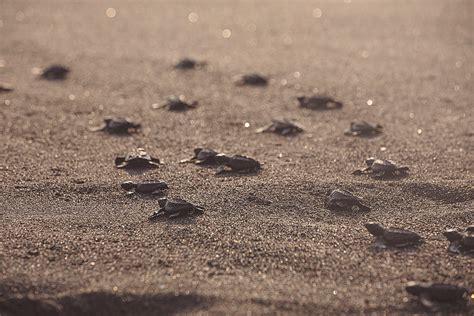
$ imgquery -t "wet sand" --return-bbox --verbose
[0,0,473,314]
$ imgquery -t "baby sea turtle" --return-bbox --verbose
[40,65,70,80]
[180,148,220,165]
[443,227,474,255]
[0,83,14,93]
[353,158,409,178]
[149,198,204,220]
[405,282,470,310]
[173,58,206,70]
[89,118,141,134]
[216,154,261,174]
[121,180,168,195]
[297,95,343,110]
[365,222,422,248]
[115,148,161,169]
[326,189,370,212]
[156,95,198,112]
[256,119,304,136]
[235,73,268,86]
[345,121,382,136]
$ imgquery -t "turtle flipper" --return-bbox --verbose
[148,209,165,221]
[115,157,126,168]
[88,124,106,132]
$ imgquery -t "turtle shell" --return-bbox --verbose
[195,148,219,163]
[297,95,343,110]
[257,119,304,136]
[382,228,421,247]
[134,181,168,194]
[41,65,70,80]
[104,118,141,134]
[174,58,197,69]
[236,74,268,86]
[115,149,161,169]
[326,189,370,211]
[346,121,382,135]
[369,159,400,173]
[406,283,469,302]
[225,155,261,171]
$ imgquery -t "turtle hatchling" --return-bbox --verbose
[256,119,304,136]
[365,222,422,248]
[0,83,14,93]
[216,154,261,174]
[297,95,343,110]
[443,227,474,255]
[345,121,382,136]
[90,118,141,134]
[40,65,70,80]
[180,148,220,165]
[326,189,370,212]
[353,158,409,178]
[406,282,470,310]
[121,180,168,195]
[173,57,206,70]
[235,73,268,86]
[149,198,204,220]
[115,148,161,169]
[156,95,198,111]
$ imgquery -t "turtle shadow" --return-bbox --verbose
[124,192,167,200]
[345,133,382,139]
[214,170,261,178]
[364,174,410,181]
[119,166,159,176]
[147,215,201,226]
[366,242,423,253]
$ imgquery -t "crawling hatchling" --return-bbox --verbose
[215,154,261,174]
[235,73,268,86]
[345,121,382,136]
[443,227,474,255]
[89,118,141,134]
[149,198,204,220]
[0,83,14,93]
[365,222,422,249]
[40,65,70,80]
[115,148,161,169]
[326,189,370,212]
[256,119,304,136]
[180,148,220,165]
[353,158,409,178]
[173,57,206,70]
[297,95,343,110]
[121,180,168,195]
[406,282,471,310]
[156,95,198,111]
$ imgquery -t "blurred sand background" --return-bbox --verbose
[0,0,473,314]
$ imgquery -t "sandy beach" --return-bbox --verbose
[0,0,473,314]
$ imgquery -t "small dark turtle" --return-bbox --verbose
[406,282,470,309]
[344,121,382,136]
[297,95,343,110]
[326,189,370,212]
[121,180,168,195]
[365,222,422,248]
[149,198,204,220]
[173,58,206,70]
[216,154,261,174]
[89,118,141,134]
[0,83,14,93]
[353,158,409,178]
[40,65,70,80]
[180,148,220,165]
[443,228,474,255]
[235,73,268,86]
[256,119,304,136]
[157,96,198,112]
[115,148,161,169]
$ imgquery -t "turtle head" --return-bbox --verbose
[120,181,136,191]
[365,157,376,166]
[158,198,168,208]
[443,229,463,242]
[405,282,425,296]
[365,222,385,237]
[297,96,306,103]
[194,148,204,156]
